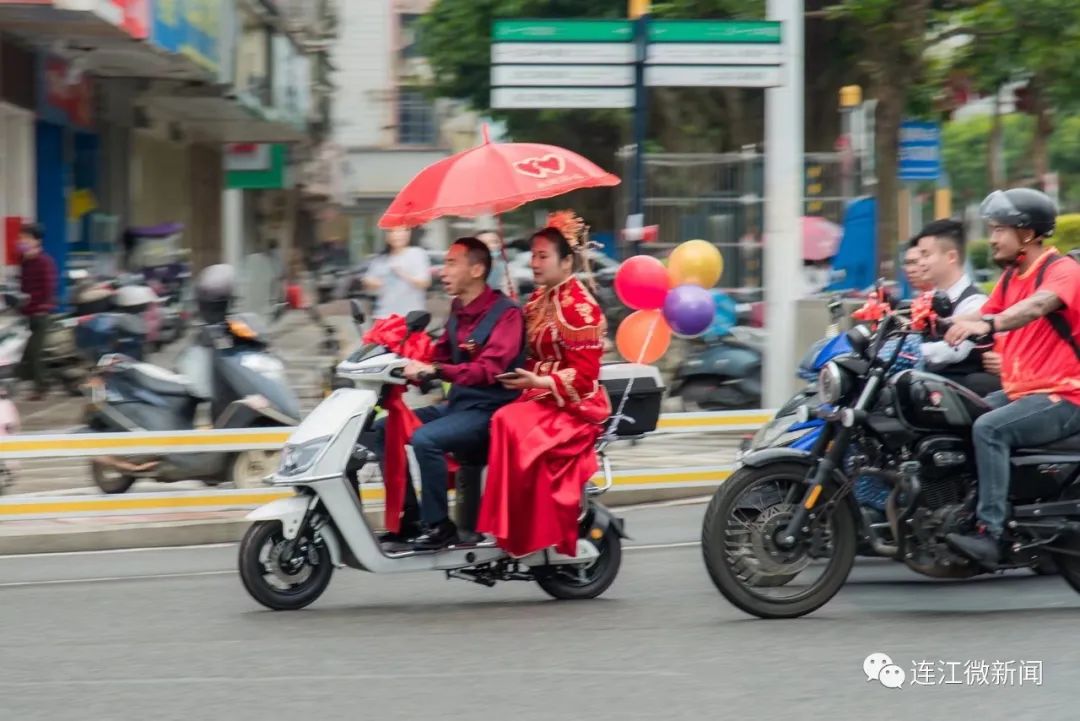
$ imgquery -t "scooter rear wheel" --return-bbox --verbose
[239,521,333,611]
[91,460,136,494]
[534,525,622,601]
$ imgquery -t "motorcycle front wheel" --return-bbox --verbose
[239,521,333,611]
[701,462,857,619]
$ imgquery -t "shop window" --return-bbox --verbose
[397,89,436,146]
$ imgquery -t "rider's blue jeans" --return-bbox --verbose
[371,403,492,526]
[973,391,1080,537]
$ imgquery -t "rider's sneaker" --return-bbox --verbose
[945,526,1002,570]
[412,520,459,551]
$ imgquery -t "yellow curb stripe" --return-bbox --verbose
[0,468,734,518]
[0,432,291,453]
[656,413,772,429]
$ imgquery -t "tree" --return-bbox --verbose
[421,0,869,232]
[810,1,980,278]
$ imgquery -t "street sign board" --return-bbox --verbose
[898,120,941,181]
[647,43,783,65]
[491,65,634,87]
[649,20,782,44]
[493,19,632,43]
[491,87,635,110]
[492,42,635,65]
[646,65,783,88]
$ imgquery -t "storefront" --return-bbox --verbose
[0,37,37,272]
[35,52,99,302]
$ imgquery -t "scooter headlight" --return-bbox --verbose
[278,435,331,477]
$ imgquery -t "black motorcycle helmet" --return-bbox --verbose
[979,187,1057,239]
[195,264,235,324]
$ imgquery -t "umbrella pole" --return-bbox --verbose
[498,215,518,302]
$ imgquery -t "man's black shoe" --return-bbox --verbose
[946,529,1002,570]
[378,520,422,545]
[456,529,484,546]
[412,520,459,551]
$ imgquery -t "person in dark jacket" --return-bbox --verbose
[17,223,57,400]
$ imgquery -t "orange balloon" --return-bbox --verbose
[616,309,672,364]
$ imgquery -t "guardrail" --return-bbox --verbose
[0,409,774,460]
[0,465,735,520]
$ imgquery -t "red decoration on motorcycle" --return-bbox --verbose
[909,291,938,333]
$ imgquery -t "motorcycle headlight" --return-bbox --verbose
[278,436,331,477]
[818,361,850,404]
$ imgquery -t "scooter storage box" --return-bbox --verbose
[599,363,665,436]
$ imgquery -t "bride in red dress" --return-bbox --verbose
[477,211,611,557]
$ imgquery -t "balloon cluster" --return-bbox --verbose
[612,239,725,364]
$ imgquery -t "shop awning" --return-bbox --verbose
[146,90,308,144]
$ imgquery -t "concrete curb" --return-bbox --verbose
[0,486,715,555]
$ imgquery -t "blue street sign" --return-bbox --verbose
[898,120,941,182]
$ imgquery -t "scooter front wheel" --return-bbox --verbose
[239,521,333,611]
[534,525,622,601]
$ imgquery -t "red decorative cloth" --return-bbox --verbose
[361,316,456,532]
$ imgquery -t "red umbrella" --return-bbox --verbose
[378,126,620,229]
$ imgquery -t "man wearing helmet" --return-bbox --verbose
[944,188,1080,567]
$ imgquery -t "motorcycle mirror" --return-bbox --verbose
[405,310,431,333]
[271,303,288,323]
[930,290,954,318]
[349,299,366,326]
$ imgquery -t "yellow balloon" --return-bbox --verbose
[668,239,723,288]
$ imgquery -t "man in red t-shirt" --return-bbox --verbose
[943,188,1080,567]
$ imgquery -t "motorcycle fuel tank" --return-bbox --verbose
[890,370,992,432]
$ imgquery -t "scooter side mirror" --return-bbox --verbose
[406,310,431,333]
[271,302,288,323]
[349,299,366,326]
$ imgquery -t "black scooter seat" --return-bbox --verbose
[125,363,193,397]
[1015,431,1080,455]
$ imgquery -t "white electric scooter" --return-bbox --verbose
[239,304,664,610]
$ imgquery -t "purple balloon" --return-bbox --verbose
[663,284,714,336]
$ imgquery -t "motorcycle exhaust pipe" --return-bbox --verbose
[859,507,898,557]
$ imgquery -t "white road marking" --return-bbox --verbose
[0,540,701,586]
[0,668,682,687]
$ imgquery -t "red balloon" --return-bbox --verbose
[614,255,670,310]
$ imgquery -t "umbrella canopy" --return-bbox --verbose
[379,126,620,229]
[802,216,842,261]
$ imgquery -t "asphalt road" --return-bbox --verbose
[0,502,1076,720]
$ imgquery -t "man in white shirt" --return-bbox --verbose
[912,219,1001,396]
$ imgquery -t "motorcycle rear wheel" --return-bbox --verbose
[702,462,857,619]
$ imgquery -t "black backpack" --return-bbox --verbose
[998,251,1080,360]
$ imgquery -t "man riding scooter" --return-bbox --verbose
[911,219,1001,396]
[368,237,525,550]
[944,188,1080,567]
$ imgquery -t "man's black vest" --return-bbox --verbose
[444,292,526,412]
[930,282,989,377]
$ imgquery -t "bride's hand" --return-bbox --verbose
[500,367,550,391]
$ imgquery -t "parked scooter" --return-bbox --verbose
[0,291,24,493]
[84,265,301,493]
[239,303,664,611]
[0,285,87,396]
